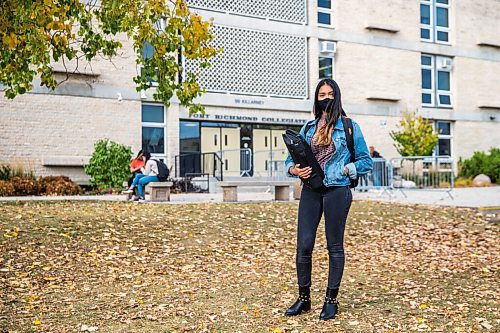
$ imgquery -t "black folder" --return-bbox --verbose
[282,129,325,189]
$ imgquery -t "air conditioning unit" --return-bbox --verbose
[437,57,453,70]
[320,41,336,53]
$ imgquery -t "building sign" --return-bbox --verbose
[234,98,265,106]
[188,113,308,125]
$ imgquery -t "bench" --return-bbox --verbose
[478,206,500,223]
[218,181,295,202]
[125,182,173,202]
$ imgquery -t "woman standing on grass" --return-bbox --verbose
[284,78,372,320]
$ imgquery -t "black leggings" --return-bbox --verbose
[296,185,352,289]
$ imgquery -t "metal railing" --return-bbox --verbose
[253,149,288,179]
[389,156,454,198]
[351,156,455,198]
[174,152,224,181]
[357,158,393,195]
[216,148,253,177]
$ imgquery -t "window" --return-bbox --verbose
[435,121,452,156]
[420,0,450,44]
[140,41,159,86]
[318,40,336,79]
[180,121,200,154]
[421,54,452,107]
[318,0,333,27]
[141,104,165,155]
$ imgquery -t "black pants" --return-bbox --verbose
[296,185,352,289]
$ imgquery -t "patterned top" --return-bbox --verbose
[311,116,336,170]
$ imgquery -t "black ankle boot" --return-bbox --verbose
[319,288,339,320]
[284,286,311,316]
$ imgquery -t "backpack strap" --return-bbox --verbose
[303,119,317,138]
[341,117,355,163]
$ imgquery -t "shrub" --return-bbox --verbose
[390,110,438,157]
[10,176,40,196]
[458,148,500,183]
[0,164,11,181]
[454,177,473,188]
[0,159,35,180]
[84,139,133,191]
[0,180,15,196]
[38,176,82,196]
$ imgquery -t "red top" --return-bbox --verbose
[130,159,145,170]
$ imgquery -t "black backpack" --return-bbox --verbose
[303,116,358,189]
[153,159,170,181]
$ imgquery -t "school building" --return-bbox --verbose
[1,0,499,183]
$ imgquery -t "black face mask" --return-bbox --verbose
[317,98,333,112]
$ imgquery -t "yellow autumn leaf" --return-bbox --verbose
[420,303,428,309]
[2,33,18,49]
[34,319,42,325]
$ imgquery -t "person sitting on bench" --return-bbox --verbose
[124,152,159,202]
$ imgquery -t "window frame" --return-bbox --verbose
[435,0,450,44]
[318,40,336,79]
[421,54,453,108]
[317,0,334,28]
[141,104,167,157]
[421,55,435,107]
[420,0,451,45]
[435,120,453,157]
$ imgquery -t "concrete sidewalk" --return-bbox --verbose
[352,186,500,208]
[0,186,498,208]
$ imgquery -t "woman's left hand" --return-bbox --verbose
[344,166,349,176]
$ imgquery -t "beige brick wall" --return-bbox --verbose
[335,0,419,41]
[454,1,500,48]
[454,121,500,159]
[335,42,421,108]
[453,57,500,112]
[166,103,180,172]
[349,114,402,159]
[50,34,138,93]
[0,93,141,181]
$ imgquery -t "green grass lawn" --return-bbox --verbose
[0,201,498,332]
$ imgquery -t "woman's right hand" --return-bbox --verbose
[290,164,312,179]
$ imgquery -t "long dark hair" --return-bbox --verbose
[134,149,144,160]
[313,78,346,145]
[143,151,151,162]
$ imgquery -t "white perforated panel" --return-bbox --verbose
[184,25,308,99]
[185,0,307,24]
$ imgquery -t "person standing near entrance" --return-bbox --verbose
[283,78,372,320]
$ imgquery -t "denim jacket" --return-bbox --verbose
[284,117,373,187]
